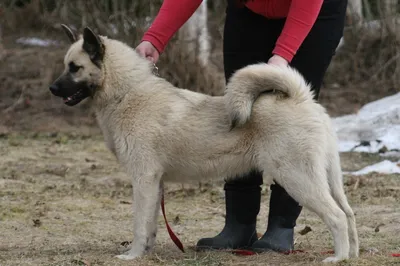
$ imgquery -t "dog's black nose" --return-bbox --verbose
[49,84,58,94]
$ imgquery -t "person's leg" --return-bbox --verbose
[196,1,278,250]
[252,0,348,252]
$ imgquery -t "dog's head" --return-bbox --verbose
[49,24,105,106]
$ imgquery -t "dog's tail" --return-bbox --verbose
[225,63,315,128]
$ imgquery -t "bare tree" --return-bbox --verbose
[347,0,363,26]
[380,0,399,40]
[0,21,4,60]
[177,0,210,67]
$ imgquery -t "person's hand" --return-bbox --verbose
[135,41,160,63]
[268,54,288,67]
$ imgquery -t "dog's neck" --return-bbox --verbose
[93,38,158,109]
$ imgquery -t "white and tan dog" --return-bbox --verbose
[49,25,359,263]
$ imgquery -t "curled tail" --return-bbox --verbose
[225,63,315,128]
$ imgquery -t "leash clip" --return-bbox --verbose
[152,63,160,77]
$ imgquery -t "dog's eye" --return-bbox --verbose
[69,62,82,73]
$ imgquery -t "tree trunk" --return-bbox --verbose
[380,0,399,40]
[0,22,4,61]
[347,0,363,26]
[177,0,210,67]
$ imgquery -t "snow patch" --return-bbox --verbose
[333,92,400,154]
[334,92,400,176]
[16,37,60,47]
[344,160,400,176]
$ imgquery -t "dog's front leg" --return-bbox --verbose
[116,171,163,260]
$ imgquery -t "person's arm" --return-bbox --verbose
[141,0,204,54]
[272,0,324,63]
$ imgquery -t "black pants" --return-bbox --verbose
[223,0,347,215]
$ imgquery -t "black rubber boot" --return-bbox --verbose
[196,174,261,250]
[251,184,302,253]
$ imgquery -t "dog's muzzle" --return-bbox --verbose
[49,78,92,106]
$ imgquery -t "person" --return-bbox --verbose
[136,0,348,253]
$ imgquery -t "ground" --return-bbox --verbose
[0,31,399,266]
[0,133,399,266]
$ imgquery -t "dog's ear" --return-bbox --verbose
[82,27,104,63]
[61,24,77,44]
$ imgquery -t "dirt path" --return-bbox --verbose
[0,133,399,266]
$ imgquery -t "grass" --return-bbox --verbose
[0,133,399,266]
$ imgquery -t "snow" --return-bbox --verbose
[333,92,400,153]
[333,92,400,175]
[343,160,400,176]
[16,37,60,47]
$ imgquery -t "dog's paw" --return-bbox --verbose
[322,256,347,263]
[115,249,144,260]
[115,254,139,260]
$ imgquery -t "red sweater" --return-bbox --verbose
[142,0,324,63]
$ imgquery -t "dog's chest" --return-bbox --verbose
[95,112,117,155]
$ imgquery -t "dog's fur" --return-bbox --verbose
[49,25,359,263]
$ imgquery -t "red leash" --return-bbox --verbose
[160,191,185,253]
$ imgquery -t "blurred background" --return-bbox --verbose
[0,0,399,134]
[1,2,400,265]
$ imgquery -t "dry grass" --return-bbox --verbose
[0,133,399,266]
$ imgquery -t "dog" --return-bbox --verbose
[49,25,359,263]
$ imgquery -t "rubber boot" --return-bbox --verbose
[251,184,302,253]
[196,177,261,250]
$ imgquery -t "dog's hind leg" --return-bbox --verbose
[327,152,359,258]
[116,168,163,260]
[273,167,350,263]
